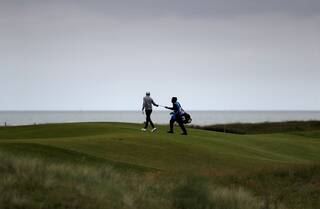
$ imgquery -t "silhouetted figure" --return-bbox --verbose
[165,97,187,135]
[141,92,158,132]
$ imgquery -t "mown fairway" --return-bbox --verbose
[0,122,319,209]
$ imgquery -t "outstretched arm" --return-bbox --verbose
[152,99,159,107]
[165,103,179,111]
[165,106,174,110]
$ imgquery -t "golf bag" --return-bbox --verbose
[181,112,192,124]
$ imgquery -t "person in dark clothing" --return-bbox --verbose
[142,92,159,132]
[165,97,187,135]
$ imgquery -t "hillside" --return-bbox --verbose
[0,122,319,209]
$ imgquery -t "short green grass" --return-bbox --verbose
[0,122,319,209]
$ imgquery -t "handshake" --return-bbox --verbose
[158,105,170,109]
[142,105,170,114]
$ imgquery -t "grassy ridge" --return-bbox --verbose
[1,123,319,172]
[193,121,320,134]
[0,122,320,209]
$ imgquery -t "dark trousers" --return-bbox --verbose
[144,109,154,129]
[170,117,187,134]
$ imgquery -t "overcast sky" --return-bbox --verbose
[1,0,320,110]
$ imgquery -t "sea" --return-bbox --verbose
[0,111,320,126]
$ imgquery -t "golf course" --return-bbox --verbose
[0,122,319,209]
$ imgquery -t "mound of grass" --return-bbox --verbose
[194,121,320,134]
[0,123,126,139]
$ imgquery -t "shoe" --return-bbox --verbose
[167,131,174,134]
[151,128,157,132]
[141,128,147,132]
[181,132,188,135]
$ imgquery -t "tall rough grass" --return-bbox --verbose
[193,120,320,134]
[0,152,279,209]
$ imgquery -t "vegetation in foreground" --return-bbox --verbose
[0,152,267,209]
[0,122,319,209]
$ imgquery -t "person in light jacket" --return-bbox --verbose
[141,92,158,132]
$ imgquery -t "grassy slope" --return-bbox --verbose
[0,122,320,209]
[0,122,319,173]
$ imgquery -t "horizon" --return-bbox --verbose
[1,109,320,112]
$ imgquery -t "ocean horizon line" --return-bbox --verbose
[1,110,320,112]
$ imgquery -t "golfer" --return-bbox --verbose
[165,97,188,135]
[141,92,158,132]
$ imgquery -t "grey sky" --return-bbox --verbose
[1,0,320,110]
